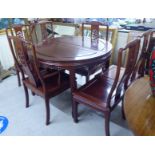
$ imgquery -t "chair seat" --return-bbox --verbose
[23,71,70,97]
[73,75,116,111]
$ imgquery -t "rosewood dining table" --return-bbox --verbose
[35,36,112,92]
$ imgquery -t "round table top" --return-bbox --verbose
[35,36,112,66]
[124,76,155,136]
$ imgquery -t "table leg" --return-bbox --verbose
[69,68,77,93]
[69,68,77,119]
[105,58,110,69]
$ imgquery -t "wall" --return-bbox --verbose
[0,33,14,69]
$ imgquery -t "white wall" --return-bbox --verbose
[0,34,14,69]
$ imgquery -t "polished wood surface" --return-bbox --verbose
[35,36,112,92]
[36,36,112,64]
[124,76,155,136]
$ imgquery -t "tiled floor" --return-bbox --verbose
[0,75,133,136]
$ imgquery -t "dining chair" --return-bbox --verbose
[32,20,58,43]
[72,38,140,136]
[76,21,109,83]
[137,29,155,77]
[6,24,35,87]
[6,22,55,85]
[8,36,70,125]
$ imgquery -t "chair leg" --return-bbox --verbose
[23,84,29,108]
[72,99,78,123]
[86,75,89,83]
[17,70,21,87]
[104,111,110,136]
[121,100,126,120]
[31,91,35,96]
[45,98,50,125]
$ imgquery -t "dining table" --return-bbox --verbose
[124,76,155,136]
[35,36,112,92]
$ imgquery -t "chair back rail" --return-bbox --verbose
[137,29,155,76]
[32,20,54,42]
[6,24,36,61]
[7,24,34,41]
[108,39,140,109]
[8,36,45,88]
[82,21,109,42]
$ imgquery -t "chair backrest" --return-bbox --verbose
[8,36,43,87]
[6,24,34,42]
[32,20,54,42]
[107,39,141,108]
[137,29,155,76]
[145,30,155,73]
[6,24,36,61]
[81,21,109,48]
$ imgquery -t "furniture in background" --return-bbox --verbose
[72,39,140,136]
[124,76,155,135]
[8,36,70,125]
[76,21,110,83]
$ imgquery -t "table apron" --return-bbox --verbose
[39,54,111,70]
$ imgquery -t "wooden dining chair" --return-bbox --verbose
[137,29,155,77]
[32,20,58,43]
[6,24,35,87]
[76,21,109,83]
[8,36,70,125]
[72,38,140,136]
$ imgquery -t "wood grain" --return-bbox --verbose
[124,76,155,135]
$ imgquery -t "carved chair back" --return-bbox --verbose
[81,21,109,48]
[107,39,140,109]
[8,36,44,88]
[32,20,54,42]
[6,24,35,61]
[7,24,34,41]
